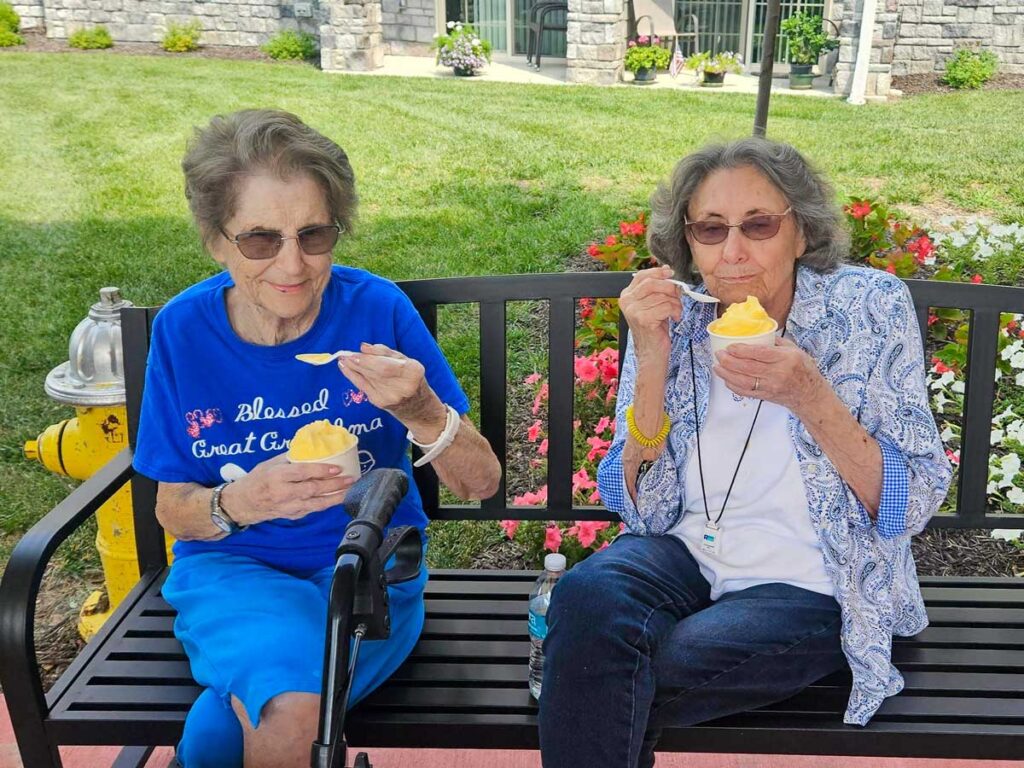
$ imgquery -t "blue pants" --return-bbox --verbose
[538,534,845,768]
[162,550,427,768]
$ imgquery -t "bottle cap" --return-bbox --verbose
[544,553,566,572]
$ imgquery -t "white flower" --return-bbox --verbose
[447,20,455,28]
[992,428,1005,445]
[1001,340,1023,362]
[994,406,1017,424]
[1017,371,1024,387]
[1006,420,1024,442]
[1000,452,1021,480]
[975,241,994,259]
[988,481,999,495]
[941,426,955,442]
[990,527,1024,540]
[939,215,956,227]
[1010,350,1024,370]
[951,380,965,394]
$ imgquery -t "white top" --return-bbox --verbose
[670,371,833,601]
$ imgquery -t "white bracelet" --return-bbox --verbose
[408,404,461,467]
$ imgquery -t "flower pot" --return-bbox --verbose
[632,67,657,84]
[453,66,476,77]
[789,63,815,90]
[700,71,725,87]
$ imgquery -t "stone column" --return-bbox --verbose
[566,0,627,85]
[321,0,385,71]
[833,0,896,99]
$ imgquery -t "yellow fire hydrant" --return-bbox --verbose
[24,287,173,640]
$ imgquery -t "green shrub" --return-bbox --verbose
[68,25,113,49]
[261,30,318,61]
[0,25,22,46]
[943,46,998,89]
[0,2,20,33]
[161,20,202,52]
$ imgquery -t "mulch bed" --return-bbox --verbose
[2,27,275,62]
[893,72,1024,96]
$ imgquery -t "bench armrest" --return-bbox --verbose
[0,448,136,723]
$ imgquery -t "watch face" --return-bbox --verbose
[211,510,235,534]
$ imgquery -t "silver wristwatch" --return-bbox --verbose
[210,482,247,535]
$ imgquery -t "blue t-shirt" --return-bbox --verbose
[133,265,469,572]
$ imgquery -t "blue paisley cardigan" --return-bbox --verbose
[597,264,953,725]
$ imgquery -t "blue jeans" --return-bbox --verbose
[538,534,846,768]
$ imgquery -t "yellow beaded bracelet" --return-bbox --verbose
[625,405,671,449]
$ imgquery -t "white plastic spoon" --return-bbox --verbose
[631,273,719,303]
[295,351,406,366]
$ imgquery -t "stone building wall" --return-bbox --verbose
[33,0,325,46]
[380,0,434,55]
[833,0,901,99]
[891,0,1024,76]
[11,0,45,29]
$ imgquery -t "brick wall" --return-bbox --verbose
[381,0,434,56]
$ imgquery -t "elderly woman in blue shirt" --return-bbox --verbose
[538,138,952,768]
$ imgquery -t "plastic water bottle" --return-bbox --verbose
[528,552,566,700]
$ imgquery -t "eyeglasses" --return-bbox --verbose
[220,223,342,260]
[684,207,792,246]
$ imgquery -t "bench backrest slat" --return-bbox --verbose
[123,273,1024,560]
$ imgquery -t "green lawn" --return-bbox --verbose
[1,51,1022,571]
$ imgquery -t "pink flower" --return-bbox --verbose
[574,520,611,548]
[596,541,610,552]
[586,436,611,462]
[605,235,618,246]
[538,438,549,456]
[587,243,600,257]
[573,419,582,430]
[532,382,549,415]
[605,382,618,404]
[527,419,543,442]
[600,361,618,386]
[575,355,600,382]
[637,35,649,44]
[588,488,601,504]
[500,519,520,539]
[513,485,548,506]
[927,313,939,326]
[544,525,562,552]
[572,466,598,495]
[972,274,984,284]
[946,449,960,466]
[524,372,542,385]
[594,416,612,435]
[619,522,626,533]
[931,356,952,375]
[627,40,636,47]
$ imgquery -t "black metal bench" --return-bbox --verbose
[3,272,1024,767]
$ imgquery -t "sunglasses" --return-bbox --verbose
[220,223,342,260]
[684,207,792,246]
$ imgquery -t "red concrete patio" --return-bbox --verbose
[3,694,1022,768]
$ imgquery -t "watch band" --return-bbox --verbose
[210,482,247,535]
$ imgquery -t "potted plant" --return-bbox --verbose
[780,12,838,89]
[432,21,492,77]
[684,51,743,87]
[624,35,670,84]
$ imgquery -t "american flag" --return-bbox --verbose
[669,46,685,78]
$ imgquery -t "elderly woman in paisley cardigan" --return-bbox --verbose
[538,137,952,768]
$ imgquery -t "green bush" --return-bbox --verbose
[161,20,202,52]
[943,46,999,89]
[0,2,20,33]
[69,25,113,49]
[261,30,318,61]
[0,25,22,46]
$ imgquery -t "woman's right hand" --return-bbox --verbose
[220,454,357,526]
[619,265,682,363]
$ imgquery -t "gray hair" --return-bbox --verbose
[182,109,357,247]
[647,138,848,277]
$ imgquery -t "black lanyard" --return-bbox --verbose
[688,328,785,526]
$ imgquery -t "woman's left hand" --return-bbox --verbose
[338,343,447,436]
[713,337,825,416]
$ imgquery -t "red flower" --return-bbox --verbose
[587,243,600,257]
[972,274,983,284]
[544,524,562,552]
[538,438,549,456]
[605,235,618,246]
[524,372,542,385]
[500,520,520,539]
[527,419,542,442]
[931,356,952,374]
[945,449,960,466]
[927,313,939,326]
[848,201,872,220]
[885,263,896,275]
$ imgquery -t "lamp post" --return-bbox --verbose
[753,0,782,137]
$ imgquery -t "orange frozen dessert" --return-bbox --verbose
[288,420,357,462]
[708,296,776,337]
